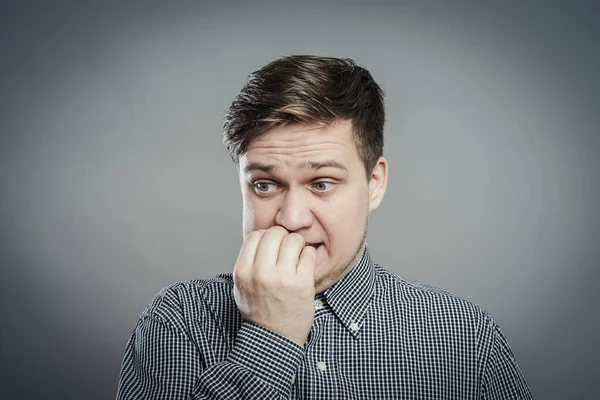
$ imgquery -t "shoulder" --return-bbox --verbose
[140,274,235,323]
[373,265,495,331]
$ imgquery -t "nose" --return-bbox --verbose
[275,187,314,232]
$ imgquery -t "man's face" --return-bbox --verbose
[238,120,387,293]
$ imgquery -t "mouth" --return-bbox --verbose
[305,243,323,249]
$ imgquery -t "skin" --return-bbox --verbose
[233,120,388,345]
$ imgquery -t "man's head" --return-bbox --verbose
[223,55,388,293]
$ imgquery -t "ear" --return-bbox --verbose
[368,157,388,212]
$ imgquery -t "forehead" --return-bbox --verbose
[241,121,360,170]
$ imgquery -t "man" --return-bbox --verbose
[116,56,532,399]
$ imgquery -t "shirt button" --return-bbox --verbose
[291,373,296,384]
[349,322,360,332]
[314,299,324,310]
[317,361,327,371]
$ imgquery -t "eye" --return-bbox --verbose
[312,181,336,192]
[253,181,278,194]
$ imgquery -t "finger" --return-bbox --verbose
[296,245,316,282]
[276,233,305,275]
[233,229,265,280]
[254,226,288,270]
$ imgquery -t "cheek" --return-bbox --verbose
[243,196,277,231]
[322,195,368,246]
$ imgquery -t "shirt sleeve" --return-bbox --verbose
[480,323,533,399]
[198,321,305,399]
[115,292,305,399]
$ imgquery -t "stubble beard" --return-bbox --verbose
[314,214,370,294]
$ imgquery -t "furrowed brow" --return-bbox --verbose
[243,160,348,174]
[298,160,348,172]
[243,162,277,174]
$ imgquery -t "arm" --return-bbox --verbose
[480,323,533,399]
[117,227,315,399]
[116,313,304,399]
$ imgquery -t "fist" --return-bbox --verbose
[233,226,317,345]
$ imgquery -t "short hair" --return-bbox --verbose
[222,55,386,178]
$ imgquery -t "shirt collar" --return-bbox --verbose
[322,246,376,337]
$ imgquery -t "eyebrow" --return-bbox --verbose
[243,160,348,174]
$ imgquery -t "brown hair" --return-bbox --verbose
[222,55,385,177]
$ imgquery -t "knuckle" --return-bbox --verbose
[267,225,288,237]
[271,225,288,233]
[260,229,275,241]
[289,232,305,244]
[279,276,297,290]
[247,230,264,241]
[283,232,305,248]
[259,226,287,244]
[252,271,272,288]
[233,267,248,284]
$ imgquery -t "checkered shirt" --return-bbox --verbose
[116,248,532,399]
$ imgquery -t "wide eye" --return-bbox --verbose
[312,181,336,192]
[253,181,278,194]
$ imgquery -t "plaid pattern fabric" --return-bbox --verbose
[116,248,532,399]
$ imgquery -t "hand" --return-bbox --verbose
[233,226,317,345]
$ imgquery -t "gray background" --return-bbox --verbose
[1,0,598,398]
